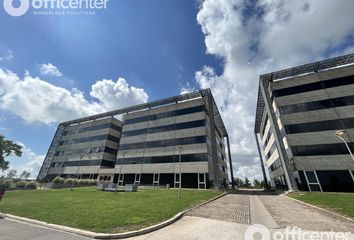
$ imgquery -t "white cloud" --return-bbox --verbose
[39,63,63,77]
[3,143,45,179]
[195,0,354,181]
[0,68,149,124]
[0,49,13,61]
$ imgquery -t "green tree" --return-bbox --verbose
[253,179,262,188]
[234,177,244,188]
[0,135,22,171]
[20,170,31,180]
[244,178,251,188]
[6,169,17,179]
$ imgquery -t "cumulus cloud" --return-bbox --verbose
[39,63,63,77]
[0,68,149,124]
[195,0,354,181]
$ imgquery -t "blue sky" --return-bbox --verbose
[1,0,354,179]
[0,0,221,157]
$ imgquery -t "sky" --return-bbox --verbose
[1,0,354,180]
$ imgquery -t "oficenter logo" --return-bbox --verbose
[3,0,109,17]
[3,0,30,17]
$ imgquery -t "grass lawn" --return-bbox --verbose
[0,187,221,233]
[287,192,354,220]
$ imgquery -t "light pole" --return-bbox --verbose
[71,151,90,191]
[116,151,126,194]
[336,130,354,161]
[177,146,183,199]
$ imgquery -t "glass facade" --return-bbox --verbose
[279,95,354,115]
[64,123,121,135]
[124,105,205,125]
[59,134,120,145]
[116,153,208,165]
[272,74,354,98]
[284,117,354,134]
[119,135,207,150]
[291,142,354,156]
[55,146,117,157]
[122,120,206,137]
[51,159,115,168]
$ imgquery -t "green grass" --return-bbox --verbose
[288,192,354,220]
[0,187,221,233]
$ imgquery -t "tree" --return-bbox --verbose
[6,169,17,179]
[20,170,31,180]
[0,135,22,171]
[253,179,262,189]
[234,178,244,188]
[244,178,251,188]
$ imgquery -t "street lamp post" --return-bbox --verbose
[177,146,183,199]
[116,151,126,194]
[335,130,354,161]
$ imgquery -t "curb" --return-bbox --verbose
[283,194,354,224]
[0,191,227,239]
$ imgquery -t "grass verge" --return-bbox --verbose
[287,192,354,220]
[0,187,221,233]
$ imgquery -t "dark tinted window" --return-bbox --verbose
[119,135,207,150]
[279,95,354,115]
[124,105,205,125]
[291,142,354,156]
[122,120,206,137]
[284,117,354,134]
[66,123,122,135]
[116,153,208,165]
[60,134,119,145]
[272,74,354,98]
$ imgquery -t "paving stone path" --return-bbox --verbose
[186,190,354,232]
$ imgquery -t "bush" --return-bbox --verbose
[3,179,12,188]
[52,177,65,184]
[89,179,98,185]
[64,178,74,185]
[78,179,88,185]
[15,181,27,188]
[26,181,37,189]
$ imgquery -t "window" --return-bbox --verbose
[124,105,205,125]
[119,135,207,150]
[116,153,208,165]
[272,74,354,98]
[121,120,206,137]
[284,117,354,134]
[60,134,119,145]
[291,142,354,156]
[279,95,354,115]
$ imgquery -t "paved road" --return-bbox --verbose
[0,217,90,240]
[1,191,354,240]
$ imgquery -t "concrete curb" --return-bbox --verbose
[0,191,227,239]
[283,194,354,224]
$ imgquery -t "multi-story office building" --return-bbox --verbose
[254,53,354,192]
[38,89,233,189]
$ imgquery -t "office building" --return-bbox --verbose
[37,89,233,189]
[255,53,354,192]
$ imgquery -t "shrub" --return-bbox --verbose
[89,179,98,185]
[64,178,74,185]
[52,177,65,184]
[26,181,37,189]
[78,179,88,185]
[3,179,12,188]
[15,181,26,188]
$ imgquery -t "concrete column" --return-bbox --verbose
[254,132,269,188]
[260,79,298,191]
[226,135,235,190]
[205,90,220,189]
